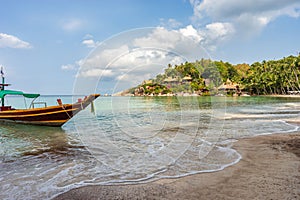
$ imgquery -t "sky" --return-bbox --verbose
[0,0,300,95]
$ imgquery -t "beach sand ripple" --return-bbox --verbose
[54,133,300,200]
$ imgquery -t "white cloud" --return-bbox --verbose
[192,0,300,20]
[133,26,205,57]
[72,27,215,94]
[81,34,100,48]
[80,68,113,78]
[179,25,203,42]
[78,45,180,79]
[132,25,233,54]
[190,0,300,37]
[189,0,204,21]
[202,22,235,49]
[69,1,300,94]
[81,45,130,69]
[83,34,94,40]
[73,27,208,94]
[133,27,181,49]
[73,24,235,93]
[205,23,234,37]
[203,22,235,44]
[61,64,76,71]
[76,23,233,84]
[61,19,85,31]
[160,18,182,29]
[109,49,182,74]
[82,39,97,48]
[0,33,32,49]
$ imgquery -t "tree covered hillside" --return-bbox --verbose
[128,54,300,96]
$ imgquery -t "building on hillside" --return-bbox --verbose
[163,77,180,85]
[134,86,145,96]
[182,75,193,83]
[218,79,241,95]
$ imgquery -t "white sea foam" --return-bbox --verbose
[1,96,299,199]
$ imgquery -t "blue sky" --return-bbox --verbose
[0,0,300,95]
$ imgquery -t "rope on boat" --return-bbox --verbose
[61,100,85,119]
[61,104,72,119]
[60,96,91,119]
[90,101,95,114]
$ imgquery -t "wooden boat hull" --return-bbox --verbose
[0,94,100,126]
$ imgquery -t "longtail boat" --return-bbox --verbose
[0,71,100,127]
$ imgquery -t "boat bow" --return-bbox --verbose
[0,94,100,126]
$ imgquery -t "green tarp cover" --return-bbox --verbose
[0,90,40,98]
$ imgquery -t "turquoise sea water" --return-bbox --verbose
[0,96,299,199]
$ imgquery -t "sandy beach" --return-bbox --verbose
[53,132,300,200]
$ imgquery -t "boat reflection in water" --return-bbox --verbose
[0,123,86,162]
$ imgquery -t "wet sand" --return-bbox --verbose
[53,133,300,200]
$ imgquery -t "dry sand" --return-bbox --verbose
[53,133,300,200]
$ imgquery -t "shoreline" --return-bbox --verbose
[53,132,300,200]
[262,94,300,98]
[112,93,300,97]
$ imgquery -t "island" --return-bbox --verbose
[117,54,300,97]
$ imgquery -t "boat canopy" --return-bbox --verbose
[0,90,40,98]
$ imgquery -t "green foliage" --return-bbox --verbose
[129,54,300,96]
[242,55,300,95]
[140,83,171,95]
